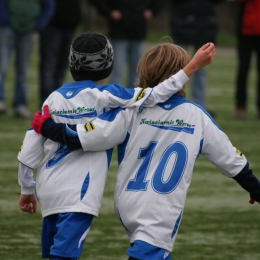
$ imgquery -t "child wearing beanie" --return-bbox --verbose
[18,31,215,260]
[69,32,114,81]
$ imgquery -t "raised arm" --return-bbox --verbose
[94,42,215,113]
[30,43,215,149]
[141,42,215,108]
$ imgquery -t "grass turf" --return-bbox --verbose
[0,40,259,260]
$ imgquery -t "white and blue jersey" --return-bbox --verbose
[18,70,188,218]
[76,94,248,252]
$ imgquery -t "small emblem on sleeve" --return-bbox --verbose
[84,122,95,132]
[236,148,243,156]
[135,89,146,101]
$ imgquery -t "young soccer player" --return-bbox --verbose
[32,42,260,260]
[17,32,215,260]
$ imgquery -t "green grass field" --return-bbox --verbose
[0,39,260,260]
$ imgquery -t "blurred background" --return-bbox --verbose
[1,0,260,259]
[83,0,237,46]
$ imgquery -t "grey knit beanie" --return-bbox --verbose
[69,32,114,81]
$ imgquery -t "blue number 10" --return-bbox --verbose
[126,141,187,194]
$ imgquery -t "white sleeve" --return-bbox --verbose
[136,70,189,110]
[201,119,247,177]
[18,128,45,169]
[93,70,188,115]
[18,163,36,194]
[77,108,131,152]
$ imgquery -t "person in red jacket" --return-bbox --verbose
[234,0,260,119]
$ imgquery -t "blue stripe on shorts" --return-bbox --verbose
[41,212,93,259]
[126,240,172,260]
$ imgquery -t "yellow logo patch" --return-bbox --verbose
[135,89,146,101]
[236,148,243,156]
[84,122,95,132]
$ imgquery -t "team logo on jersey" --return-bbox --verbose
[139,118,195,134]
[236,148,243,156]
[84,122,95,132]
[51,107,95,114]
[66,91,74,97]
[135,89,146,101]
[50,107,97,119]
[164,104,171,109]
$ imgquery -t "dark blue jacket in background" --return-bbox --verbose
[169,0,222,46]
[90,0,164,40]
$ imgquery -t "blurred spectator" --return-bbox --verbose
[234,0,260,119]
[90,0,164,88]
[0,0,54,118]
[169,0,222,117]
[39,0,83,105]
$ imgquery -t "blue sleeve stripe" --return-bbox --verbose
[98,107,125,122]
[197,139,204,158]
[65,124,78,137]
[98,83,135,99]
[56,81,135,99]
[17,159,34,170]
[192,103,222,131]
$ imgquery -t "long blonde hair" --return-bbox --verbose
[136,42,190,97]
